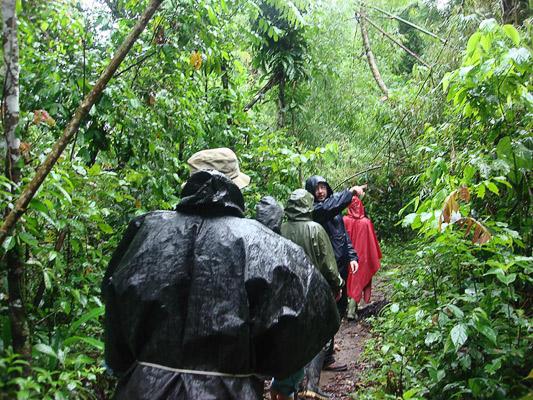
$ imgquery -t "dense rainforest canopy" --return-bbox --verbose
[0,0,531,398]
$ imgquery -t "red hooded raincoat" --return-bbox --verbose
[343,196,382,303]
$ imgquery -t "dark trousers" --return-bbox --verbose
[337,260,349,318]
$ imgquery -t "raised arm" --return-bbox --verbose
[312,189,353,222]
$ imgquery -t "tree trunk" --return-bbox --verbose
[2,0,31,366]
[0,0,164,246]
[359,8,389,99]
[501,0,530,25]
[6,245,31,366]
[221,61,232,125]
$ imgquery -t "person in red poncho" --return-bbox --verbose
[343,185,382,320]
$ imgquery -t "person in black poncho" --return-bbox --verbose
[102,148,340,400]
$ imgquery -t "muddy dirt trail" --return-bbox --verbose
[320,276,389,399]
[264,275,389,400]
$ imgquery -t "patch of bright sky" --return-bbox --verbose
[422,0,452,11]
[77,0,115,43]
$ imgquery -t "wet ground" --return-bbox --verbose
[320,278,389,400]
[264,276,389,400]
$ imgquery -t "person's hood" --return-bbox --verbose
[177,170,244,217]
[305,175,333,201]
[255,196,284,233]
[347,195,365,219]
[285,189,314,221]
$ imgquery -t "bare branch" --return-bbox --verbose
[363,15,430,69]
[243,74,280,112]
[359,8,389,98]
[363,3,446,43]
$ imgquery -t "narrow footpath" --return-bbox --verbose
[320,276,389,399]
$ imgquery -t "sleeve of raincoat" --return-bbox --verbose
[312,189,353,222]
[246,239,340,379]
[102,216,146,377]
[314,228,343,291]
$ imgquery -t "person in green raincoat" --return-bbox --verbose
[282,189,343,293]
[280,189,343,400]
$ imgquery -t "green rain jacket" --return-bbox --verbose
[281,189,343,291]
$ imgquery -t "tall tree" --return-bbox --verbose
[2,0,31,366]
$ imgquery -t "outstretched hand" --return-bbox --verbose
[350,260,359,274]
[350,184,367,197]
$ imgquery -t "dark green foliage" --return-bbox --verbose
[357,18,532,400]
[1,0,531,398]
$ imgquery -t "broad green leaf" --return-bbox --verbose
[63,336,104,351]
[486,181,499,194]
[18,232,38,247]
[447,304,464,319]
[34,343,57,359]
[43,269,52,290]
[466,32,481,55]
[68,306,104,334]
[2,236,16,252]
[29,198,49,213]
[503,24,520,45]
[403,388,419,399]
[468,378,486,396]
[425,332,440,346]
[451,323,468,350]
[98,223,114,234]
[476,324,497,345]
[477,184,486,199]
[508,47,530,65]
[53,183,72,204]
[496,273,516,285]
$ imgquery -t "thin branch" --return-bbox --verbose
[0,0,164,246]
[369,27,454,164]
[115,50,158,77]
[363,3,446,43]
[363,15,430,68]
[334,165,382,190]
[243,74,279,112]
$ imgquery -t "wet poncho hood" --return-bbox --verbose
[284,189,314,221]
[255,196,284,233]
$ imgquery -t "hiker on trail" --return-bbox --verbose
[255,196,305,400]
[255,195,284,234]
[343,186,382,321]
[102,148,340,400]
[305,175,363,371]
[280,189,344,400]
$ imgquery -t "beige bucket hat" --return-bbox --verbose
[187,147,251,189]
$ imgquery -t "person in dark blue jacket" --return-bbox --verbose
[305,175,362,372]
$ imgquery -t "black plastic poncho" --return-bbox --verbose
[103,171,340,400]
